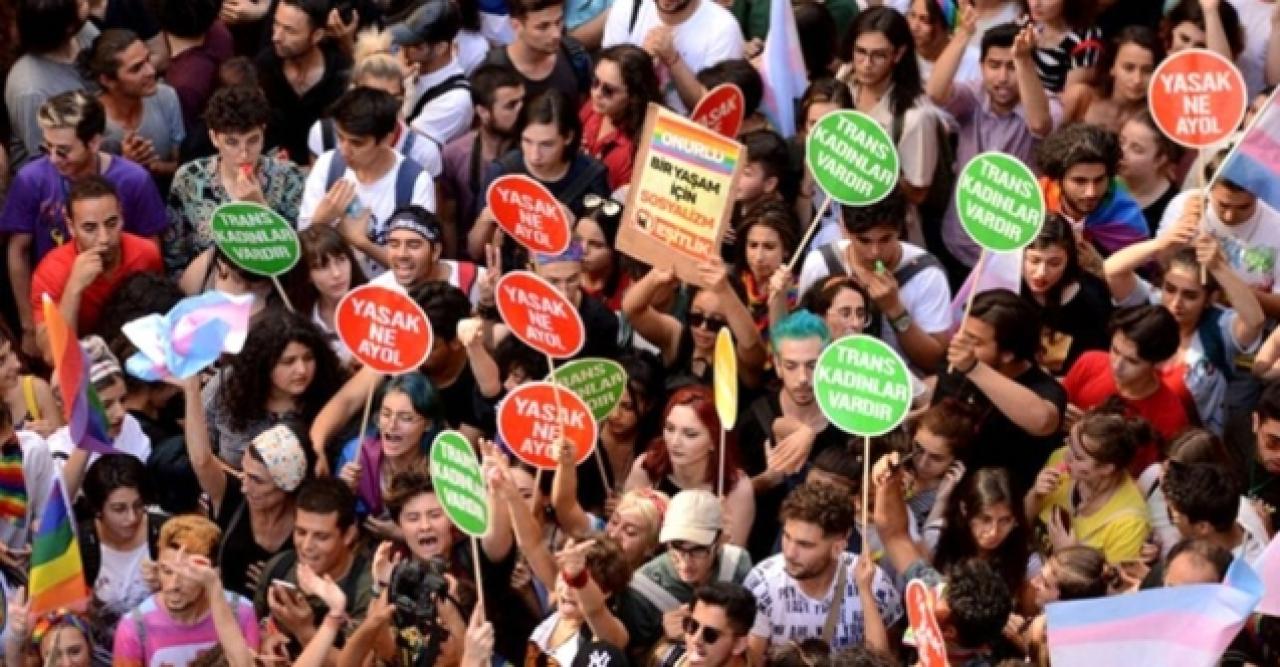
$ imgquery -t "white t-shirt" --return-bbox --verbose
[602,0,744,113]
[743,552,903,650]
[1230,0,1270,96]
[298,151,437,278]
[47,415,151,468]
[1157,189,1280,293]
[370,259,489,304]
[407,60,475,146]
[455,30,490,75]
[95,541,153,613]
[1140,467,1272,564]
[797,240,953,362]
[306,120,442,178]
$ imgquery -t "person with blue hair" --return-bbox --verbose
[335,372,444,522]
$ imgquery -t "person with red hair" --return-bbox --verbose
[623,385,755,547]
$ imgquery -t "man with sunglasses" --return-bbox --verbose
[1,90,166,360]
[654,582,756,667]
[631,491,753,647]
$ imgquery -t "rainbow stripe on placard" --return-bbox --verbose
[651,115,739,175]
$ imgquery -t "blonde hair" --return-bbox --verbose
[614,489,668,550]
[36,90,104,143]
[352,27,407,89]
[159,514,223,562]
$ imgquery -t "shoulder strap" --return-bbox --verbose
[1197,307,1233,380]
[820,558,849,645]
[21,376,40,421]
[408,74,470,124]
[561,37,592,93]
[893,252,942,287]
[321,119,335,153]
[456,261,479,297]
[629,0,644,34]
[717,547,742,581]
[629,572,682,613]
[394,157,426,206]
[324,150,347,193]
[820,243,847,278]
[402,127,419,161]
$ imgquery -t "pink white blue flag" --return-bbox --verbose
[122,291,255,381]
[948,250,1023,332]
[755,0,807,137]
[1218,88,1280,210]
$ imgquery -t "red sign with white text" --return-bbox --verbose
[486,174,572,255]
[495,271,585,359]
[690,84,746,138]
[497,382,597,469]
[1148,48,1246,148]
[334,284,433,374]
[905,579,949,667]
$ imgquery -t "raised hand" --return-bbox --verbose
[298,562,347,614]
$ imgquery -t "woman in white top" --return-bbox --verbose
[297,225,368,369]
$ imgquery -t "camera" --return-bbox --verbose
[389,557,451,667]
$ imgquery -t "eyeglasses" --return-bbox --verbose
[39,142,73,160]
[682,616,725,644]
[852,46,892,65]
[591,76,621,98]
[379,411,425,427]
[687,312,727,332]
[583,193,622,217]
[668,541,713,559]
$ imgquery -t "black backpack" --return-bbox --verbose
[818,243,944,288]
[406,73,471,133]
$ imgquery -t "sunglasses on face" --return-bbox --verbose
[682,616,726,644]
[591,76,621,98]
[687,312,727,332]
[583,193,622,217]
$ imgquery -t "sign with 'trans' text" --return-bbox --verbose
[955,152,1045,252]
[209,201,300,276]
[815,335,911,436]
[806,110,898,206]
[429,430,489,537]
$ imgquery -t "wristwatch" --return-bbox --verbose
[890,310,912,333]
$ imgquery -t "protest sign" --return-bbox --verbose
[713,328,737,427]
[690,84,746,138]
[209,201,300,277]
[806,110,898,206]
[815,334,911,436]
[549,358,627,422]
[496,271,585,359]
[335,284,433,374]
[428,430,489,537]
[486,175,572,255]
[955,152,1045,252]
[1148,48,1246,148]
[618,104,744,284]
[498,382,597,470]
[905,580,948,667]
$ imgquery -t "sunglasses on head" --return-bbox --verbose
[687,312,727,332]
[682,616,726,644]
[583,193,622,217]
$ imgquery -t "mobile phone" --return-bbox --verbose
[271,579,298,591]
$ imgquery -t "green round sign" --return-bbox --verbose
[550,358,628,422]
[805,110,899,206]
[428,430,489,537]
[955,152,1045,252]
[815,335,912,436]
[209,201,301,277]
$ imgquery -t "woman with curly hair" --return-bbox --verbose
[579,44,660,190]
[203,308,345,468]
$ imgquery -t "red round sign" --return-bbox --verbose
[486,175,572,255]
[495,271,585,359]
[690,83,746,139]
[497,381,597,470]
[1148,48,1246,148]
[334,284,433,374]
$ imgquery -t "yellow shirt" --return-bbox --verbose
[1037,447,1151,563]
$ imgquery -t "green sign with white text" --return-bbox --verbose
[428,430,489,537]
[806,110,899,206]
[209,201,301,277]
[955,152,1045,252]
[550,358,628,422]
[815,335,911,436]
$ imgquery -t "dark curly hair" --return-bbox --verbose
[578,533,633,595]
[943,559,1013,649]
[779,481,855,538]
[217,308,346,433]
[1035,123,1122,179]
[203,84,271,134]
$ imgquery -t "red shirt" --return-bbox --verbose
[1062,350,1192,476]
[579,103,637,191]
[31,233,163,333]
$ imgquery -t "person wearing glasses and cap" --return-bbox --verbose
[652,582,756,667]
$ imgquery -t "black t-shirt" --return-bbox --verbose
[933,364,1067,495]
[255,42,352,164]
[579,294,621,360]
[1036,275,1114,376]
[1224,409,1280,532]
[482,45,587,103]
[214,473,295,597]
[1141,184,1179,237]
[439,363,482,432]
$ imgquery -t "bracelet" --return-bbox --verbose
[562,569,590,589]
[325,611,349,627]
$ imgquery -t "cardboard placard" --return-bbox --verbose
[815,334,911,436]
[428,430,490,537]
[713,328,737,427]
[1148,48,1246,148]
[486,174,572,255]
[334,284,433,374]
[955,152,1045,252]
[495,271,585,359]
[497,382,597,470]
[806,110,899,206]
[617,104,744,284]
[690,84,746,138]
[209,201,300,277]
[549,358,628,422]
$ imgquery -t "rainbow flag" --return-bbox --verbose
[1218,87,1280,211]
[28,476,89,616]
[755,0,807,137]
[1046,558,1262,667]
[41,295,112,454]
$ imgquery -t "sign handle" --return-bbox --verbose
[786,196,835,275]
[470,536,486,621]
[717,428,726,499]
[271,276,295,312]
[861,434,871,556]
[1199,147,1210,285]
[546,353,613,493]
[948,249,988,373]
[356,380,376,455]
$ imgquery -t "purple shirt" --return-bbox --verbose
[941,79,1062,266]
[441,130,485,241]
[0,155,167,264]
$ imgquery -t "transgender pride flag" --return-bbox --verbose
[1218,87,1280,210]
[755,0,807,137]
[1046,558,1263,667]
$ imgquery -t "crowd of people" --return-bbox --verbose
[0,0,1278,664]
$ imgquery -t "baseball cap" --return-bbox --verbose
[658,490,723,546]
[386,205,443,244]
[388,0,459,46]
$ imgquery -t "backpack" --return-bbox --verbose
[406,73,471,130]
[321,118,420,160]
[79,515,164,587]
[890,105,957,228]
[323,151,425,214]
[818,243,943,288]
